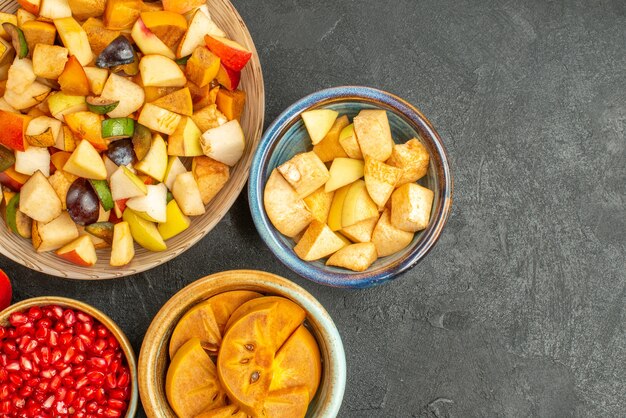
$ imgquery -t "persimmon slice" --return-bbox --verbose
[195,404,247,418]
[169,290,262,358]
[165,338,227,418]
[270,325,321,400]
[264,386,310,418]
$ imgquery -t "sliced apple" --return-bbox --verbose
[15,147,50,177]
[163,156,186,190]
[294,219,346,261]
[53,17,93,66]
[126,183,167,223]
[326,242,377,272]
[56,235,97,266]
[130,17,175,59]
[200,119,245,166]
[204,35,251,72]
[215,63,240,91]
[325,157,364,193]
[122,208,166,251]
[0,110,30,151]
[32,212,78,252]
[192,156,229,205]
[339,123,362,159]
[171,171,205,216]
[167,116,203,157]
[326,184,350,232]
[19,171,62,223]
[301,109,338,145]
[341,179,378,229]
[263,169,312,238]
[109,220,133,266]
[364,157,401,209]
[139,54,186,87]
[140,11,186,49]
[177,8,225,58]
[341,216,378,243]
[386,138,430,186]
[371,208,414,257]
[32,44,68,80]
[312,114,349,162]
[63,140,107,180]
[390,183,434,232]
[100,73,145,118]
[6,56,36,94]
[47,92,86,121]
[133,133,167,182]
[157,199,189,240]
[277,152,329,199]
[3,81,50,110]
[110,165,147,201]
[353,109,394,162]
[137,103,181,135]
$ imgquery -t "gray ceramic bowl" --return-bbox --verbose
[249,86,453,288]
[138,270,346,418]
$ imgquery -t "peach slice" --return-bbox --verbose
[58,55,90,96]
[140,11,187,49]
[165,338,227,418]
[169,290,262,359]
[0,111,29,151]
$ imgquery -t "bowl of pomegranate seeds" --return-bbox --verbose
[0,297,138,417]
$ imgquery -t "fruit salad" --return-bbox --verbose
[0,305,132,417]
[165,291,321,418]
[0,1,253,267]
[264,108,433,272]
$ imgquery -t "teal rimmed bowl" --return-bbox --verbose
[249,86,453,288]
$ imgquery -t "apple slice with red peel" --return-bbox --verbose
[204,35,251,71]
[131,17,175,59]
[0,269,12,311]
[56,235,97,266]
[0,167,30,191]
[215,64,240,91]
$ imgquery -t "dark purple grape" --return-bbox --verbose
[95,36,135,68]
[105,139,134,166]
[66,178,100,226]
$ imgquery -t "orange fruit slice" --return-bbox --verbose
[165,338,227,418]
[264,386,310,418]
[270,325,321,400]
[194,404,247,418]
[169,290,262,358]
[218,297,305,415]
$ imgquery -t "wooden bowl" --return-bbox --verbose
[0,296,139,417]
[0,0,265,279]
[138,270,347,418]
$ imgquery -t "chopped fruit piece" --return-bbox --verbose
[83,67,108,95]
[53,17,93,66]
[200,120,245,166]
[122,208,166,251]
[64,111,106,151]
[386,138,430,185]
[63,139,107,180]
[39,0,72,19]
[26,116,62,148]
[50,151,71,171]
[85,221,114,244]
[102,117,134,139]
[58,55,90,96]
[21,20,56,55]
[157,199,189,240]
[204,35,251,72]
[132,123,152,161]
[19,171,62,223]
[89,179,114,211]
[188,82,219,111]
[278,152,329,198]
[48,170,73,208]
[68,0,106,20]
[95,35,135,68]
[82,17,120,56]
[47,92,86,121]
[162,0,204,15]
[31,212,78,252]
[390,183,434,232]
[338,123,362,159]
[103,0,142,30]
[294,219,346,261]
[139,54,186,87]
[303,187,334,224]
[142,84,179,103]
[32,44,68,79]
[191,103,227,132]
[140,11,187,49]
[0,145,15,172]
[15,147,50,176]
[302,109,338,145]
[215,63,240,91]
[66,177,100,225]
[4,193,32,238]
[264,169,312,238]
[0,13,17,41]
[185,46,220,88]
[131,17,175,59]
[163,156,186,190]
[57,125,77,152]
[372,209,414,257]
[177,8,225,58]
[3,81,50,110]
[215,88,246,121]
[110,221,134,266]
[16,0,40,15]
[313,115,349,162]
[325,157,364,193]
[0,167,30,191]
[151,87,193,116]
[353,109,394,161]
[86,96,119,114]
[167,116,203,157]
[2,23,29,58]
[100,73,145,118]
[56,235,97,266]
[192,156,229,205]
[16,9,36,28]
[105,138,133,166]
[126,183,167,222]
[138,103,181,135]
[6,57,36,94]
[342,179,378,229]
[110,165,147,201]
[0,110,30,151]
[171,171,205,216]
[263,387,309,418]
[364,157,401,209]
[341,216,378,243]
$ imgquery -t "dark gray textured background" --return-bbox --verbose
[2,0,625,416]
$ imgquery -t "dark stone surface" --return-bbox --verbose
[2,0,625,416]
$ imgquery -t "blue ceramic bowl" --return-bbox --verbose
[249,86,453,288]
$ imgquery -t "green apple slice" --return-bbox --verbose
[158,200,190,240]
[123,208,166,252]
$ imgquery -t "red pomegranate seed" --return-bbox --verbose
[53,321,66,332]
[63,376,75,387]
[74,337,86,353]
[104,407,122,418]
[12,396,25,409]
[72,396,86,409]
[94,387,106,403]
[0,399,10,413]
[86,401,98,412]
[41,368,56,379]
[20,356,32,371]
[107,399,126,410]
[51,348,62,364]
[95,326,108,339]
[79,385,95,400]
[92,339,107,355]
[55,399,68,414]
[63,346,76,363]
[0,328,4,339]
[42,395,55,409]
[39,347,50,365]
[66,388,77,404]
[16,322,34,336]
[8,373,22,386]
[63,310,76,327]
[48,330,59,347]
[89,357,106,369]
[75,376,89,390]
[108,389,126,400]
[28,306,43,320]
[5,360,19,371]
[9,313,29,326]
[50,306,63,319]
[0,369,7,382]
[116,370,129,388]
[59,366,72,378]
[60,332,73,347]
[76,312,91,323]
[37,318,52,329]
[19,385,32,397]
[50,374,62,390]
[78,333,93,348]
[0,383,9,399]
[105,373,116,389]
[86,370,104,383]
[57,386,67,401]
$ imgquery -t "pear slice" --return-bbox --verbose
[301,108,338,145]
[326,242,378,272]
